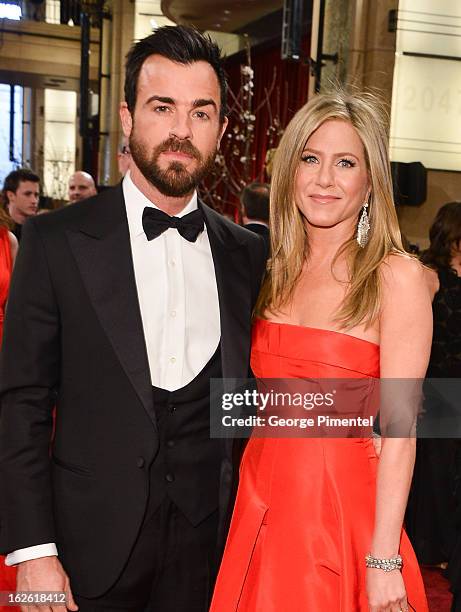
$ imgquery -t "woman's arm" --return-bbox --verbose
[8,230,18,264]
[367,255,433,611]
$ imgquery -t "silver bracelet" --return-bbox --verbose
[365,553,403,572]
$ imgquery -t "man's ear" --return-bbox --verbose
[217,116,229,148]
[5,190,15,204]
[119,102,133,138]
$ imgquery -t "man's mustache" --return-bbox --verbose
[156,137,201,160]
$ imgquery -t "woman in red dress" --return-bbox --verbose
[210,91,430,611]
[0,205,18,611]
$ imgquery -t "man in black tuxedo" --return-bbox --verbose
[0,26,266,612]
[241,181,270,250]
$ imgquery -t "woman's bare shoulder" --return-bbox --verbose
[379,252,426,289]
[8,231,18,261]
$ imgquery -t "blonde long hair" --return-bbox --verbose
[255,89,405,329]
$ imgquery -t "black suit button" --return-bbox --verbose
[167,440,175,448]
[165,473,175,483]
[136,457,145,468]
[168,403,176,413]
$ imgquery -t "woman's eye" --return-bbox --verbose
[337,158,355,168]
[301,154,318,164]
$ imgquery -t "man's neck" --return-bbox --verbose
[8,206,27,225]
[129,165,194,216]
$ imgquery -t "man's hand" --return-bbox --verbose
[16,556,78,612]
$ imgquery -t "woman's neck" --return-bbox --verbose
[305,222,354,269]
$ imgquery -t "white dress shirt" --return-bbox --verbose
[123,172,220,389]
[6,171,220,566]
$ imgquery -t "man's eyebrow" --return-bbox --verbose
[144,95,217,112]
[145,95,175,106]
[192,98,217,111]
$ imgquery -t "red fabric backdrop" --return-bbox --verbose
[206,38,310,217]
[224,40,311,183]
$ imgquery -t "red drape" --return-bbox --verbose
[224,40,311,183]
[205,38,310,217]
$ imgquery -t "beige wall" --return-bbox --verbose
[347,0,461,248]
[106,0,136,184]
[0,7,136,186]
[348,0,397,107]
[32,89,45,180]
[0,19,99,84]
[0,18,99,184]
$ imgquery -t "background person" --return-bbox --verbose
[406,202,461,568]
[67,170,97,203]
[1,169,40,241]
[240,182,270,250]
[402,202,461,611]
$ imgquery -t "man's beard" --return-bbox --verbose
[129,133,217,197]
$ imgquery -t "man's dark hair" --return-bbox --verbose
[241,182,270,222]
[125,25,228,122]
[2,168,40,205]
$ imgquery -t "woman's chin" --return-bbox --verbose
[304,217,342,230]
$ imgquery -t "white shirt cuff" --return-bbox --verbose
[5,543,58,566]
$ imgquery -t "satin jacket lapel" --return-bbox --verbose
[201,203,252,381]
[65,186,156,429]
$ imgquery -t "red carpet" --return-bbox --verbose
[0,556,19,612]
[422,566,453,611]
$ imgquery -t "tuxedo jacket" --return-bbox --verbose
[0,185,267,597]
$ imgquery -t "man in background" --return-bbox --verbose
[1,168,40,242]
[241,181,270,249]
[67,170,97,203]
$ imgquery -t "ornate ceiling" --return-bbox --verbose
[161,0,284,33]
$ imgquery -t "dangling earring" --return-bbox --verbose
[356,201,370,248]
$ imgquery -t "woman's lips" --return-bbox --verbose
[309,194,340,204]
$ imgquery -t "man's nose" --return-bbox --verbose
[169,112,192,140]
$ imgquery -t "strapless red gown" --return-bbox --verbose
[210,319,428,611]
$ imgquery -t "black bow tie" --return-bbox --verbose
[142,207,204,242]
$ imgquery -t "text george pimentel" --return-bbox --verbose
[221,415,374,428]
